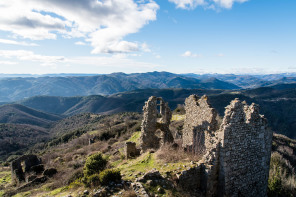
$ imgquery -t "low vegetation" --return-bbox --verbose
[268,134,296,196]
[0,111,295,196]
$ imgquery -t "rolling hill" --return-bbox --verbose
[0,104,62,127]
[13,84,296,139]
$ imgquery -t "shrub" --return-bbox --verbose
[99,169,121,185]
[67,169,83,185]
[268,169,283,195]
[83,153,108,177]
[268,152,296,196]
[85,174,100,187]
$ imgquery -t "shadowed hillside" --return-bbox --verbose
[0,104,62,127]
[0,124,49,161]
[16,85,296,139]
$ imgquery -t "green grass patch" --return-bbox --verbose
[68,179,83,189]
[127,131,141,145]
[171,115,185,121]
[49,186,69,196]
[0,172,11,187]
[118,152,155,180]
[118,151,197,181]
[144,183,182,197]
[12,191,31,197]
[89,130,99,135]
[111,158,124,168]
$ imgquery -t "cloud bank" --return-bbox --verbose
[0,0,159,53]
[168,0,248,9]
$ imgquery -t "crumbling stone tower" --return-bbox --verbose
[218,98,273,196]
[182,95,218,154]
[180,95,272,197]
[140,96,174,152]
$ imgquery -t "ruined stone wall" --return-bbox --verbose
[140,96,159,151]
[140,96,173,152]
[125,142,140,159]
[139,95,273,196]
[177,164,207,194]
[182,95,218,155]
[11,155,42,185]
[218,99,273,197]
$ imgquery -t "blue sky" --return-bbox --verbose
[0,0,295,74]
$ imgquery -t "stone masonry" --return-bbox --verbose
[139,95,273,196]
[125,142,140,159]
[11,155,42,185]
[140,96,174,152]
[218,99,273,196]
[182,95,218,155]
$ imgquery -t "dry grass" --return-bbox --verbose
[268,152,296,196]
[156,141,201,163]
[122,189,137,197]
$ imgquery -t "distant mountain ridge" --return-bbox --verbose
[183,73,296,89]
[0,72,240,102]
[1,72,296,102]
[8,83,296,139]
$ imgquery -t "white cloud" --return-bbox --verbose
[212,0,248,9]
[0,49,161,72]
[0,0,159,53]
[181,51,202,57]
[0,39,38,46]
[168,0,205,9]
[141,43,151,53]
[168,0,248,9]
[217,53,224,57]
[75,41,86,46]
[0,50,65,66]
[0,61,18,65]
[66,56,159,69]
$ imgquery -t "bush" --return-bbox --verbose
[83,153,108,176]
[85,174,100,187]
[67,169,84,185]
[268,152,296,196]
[99,169,121,185]
[268,169,283,196]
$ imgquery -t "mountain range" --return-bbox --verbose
[0,83,292,139]
[0,72,240,102]
[1,72,296,161]
[2,72,296,102]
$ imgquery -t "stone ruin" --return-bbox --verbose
[218,99,272,196]
[11,154,57,188]
[182,95,218,155]
[139,96,174,152]
[137,95,273,197]
[125,142,141,159]
[11,155,42,185]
